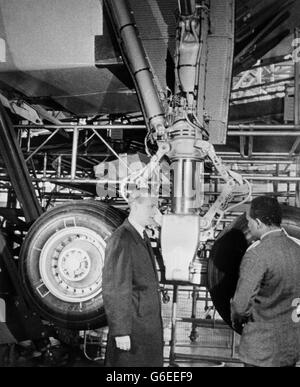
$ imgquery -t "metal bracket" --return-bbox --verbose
[194,140,245,242]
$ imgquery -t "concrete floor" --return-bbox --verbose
[0,337,241,367]
[0,290,297,368]
[0,317,244,367]
[2,342,300,367]
[0,341,238,367]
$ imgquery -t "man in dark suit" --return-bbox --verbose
[231,196,300,367]
[102,188,163,367]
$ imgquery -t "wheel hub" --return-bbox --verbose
[39,226,106,303]
[58,248,91,282]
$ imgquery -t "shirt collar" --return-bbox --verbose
[260,228,282,240]
[128,216,145,239]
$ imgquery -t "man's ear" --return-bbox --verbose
[256,218,263,229]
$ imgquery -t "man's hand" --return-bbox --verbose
[230,298,249,333]
[115,335,131,351]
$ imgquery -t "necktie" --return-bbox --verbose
[143,230,152,252]
[143,230,158,281]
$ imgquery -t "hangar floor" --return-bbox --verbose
[1,286,300,367]
[1,331,300,367]
[0,342,241,368]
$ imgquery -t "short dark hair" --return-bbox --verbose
[250,196,282,227]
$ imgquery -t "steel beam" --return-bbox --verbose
[0,232,48,341]
[296,156,300,207]
[0,103,42,223]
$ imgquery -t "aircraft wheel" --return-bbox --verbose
[19,201,126,330]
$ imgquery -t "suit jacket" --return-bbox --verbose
[231,230,300,367]
[102,219,163,367]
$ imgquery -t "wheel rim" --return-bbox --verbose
[39,226,106,303]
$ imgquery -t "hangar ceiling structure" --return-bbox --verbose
[0,0,299,198]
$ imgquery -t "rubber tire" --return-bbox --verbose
[19,201,126,330]
[207,204,300,333]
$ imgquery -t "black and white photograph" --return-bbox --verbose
[0,0,300,370]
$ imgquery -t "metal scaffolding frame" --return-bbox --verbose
[0,28,300,367]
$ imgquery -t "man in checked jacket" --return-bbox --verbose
[102,187,163,367]
[231,196,300,367]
